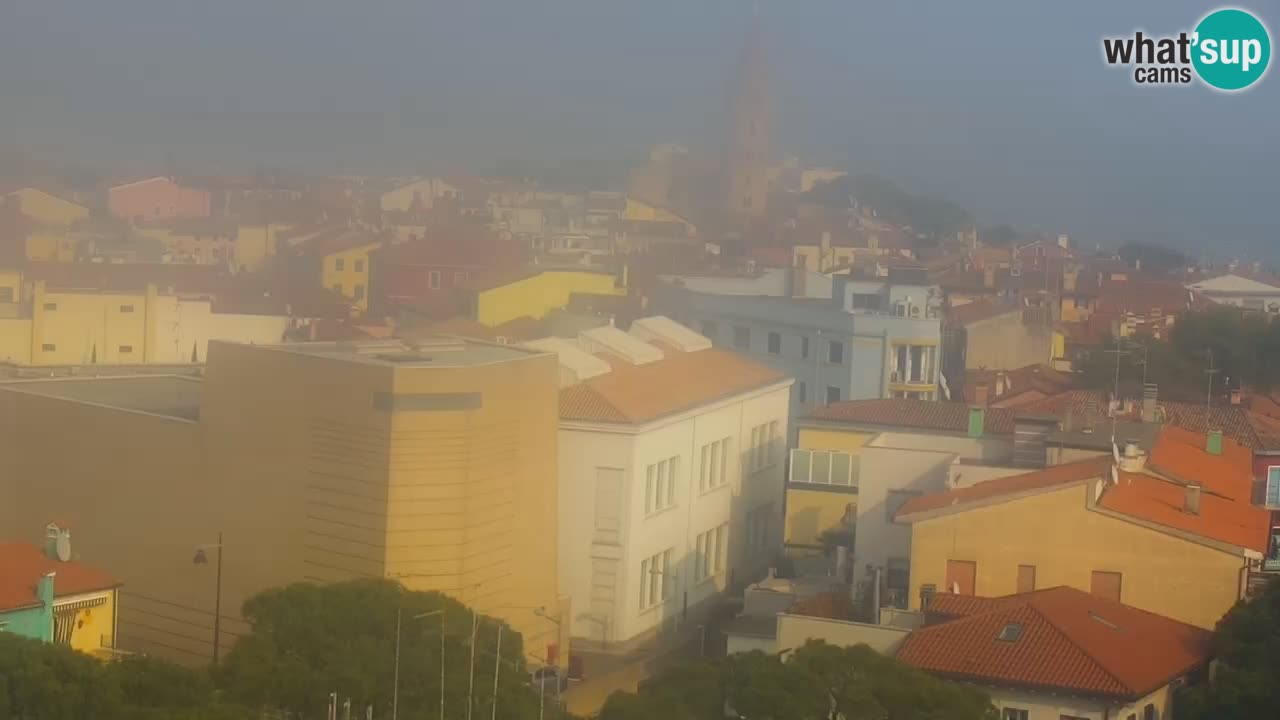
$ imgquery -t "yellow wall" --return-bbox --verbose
[63,589,118,654]
[9,188,89,228]
[30,284,150,365]
[25,233,77,262]
[785,487,855,548]
[0,319,33,364]
[623,197,687,224]
[797,427,875,454]
[476,270,623,327]
[0,269,21,302]
[906,483,1246,629]
[793,246,855,273]
[234,224,293,273]
[321,242,380,311]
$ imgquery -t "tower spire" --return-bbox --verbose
[724,7,770,234]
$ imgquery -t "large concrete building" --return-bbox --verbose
[654,265,943,431]
[0,338,568,665]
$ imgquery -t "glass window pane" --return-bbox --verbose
[830,452,851,485]
[812,451,832,485]
[791,449,811,483]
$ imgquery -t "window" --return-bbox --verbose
[1267,466,1280,506]
[454,271,468,283]
[885,490,921,521]
[800,336,809,358]
[334,258,345,271]
[644,456,679,515]
[354,284,366,300]
[733,326,750,349]
[639,549,672,610]
[826,386,841,404]
[747,504,772,552]
[354,259,365,273]
[828,340,844,364]
[41,343,56,352]
[332,283,343,293]
[748,422,776,471]
[699,438,730,491]
[996,622,1023,642]
[701,320,718,339]
[797,382,806,404]
[119,304,135,313]
[118,345,133,354]
[1017,565,1037,594]
[428,270,442,289]
[1143,705,1156,720]
[789,448,856,486]
[695,524,728,581]
[886,557,909,594]
[43,302,57,311]
[0,288,12,302]
[767,332,781,354]
[1000,708,1028,720]
[945,560,977,595]
[1091,571,1123,602]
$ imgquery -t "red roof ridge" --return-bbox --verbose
[896,456,1109,520]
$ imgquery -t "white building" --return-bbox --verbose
[1186,273,1280,313]
[527,317,793,650]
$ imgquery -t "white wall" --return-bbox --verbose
[777,614,911,656]
[558,382,792,646]
[853,447,954,578]
[151,298,290,364]
[869,430,1013,463]
[985,687,1107,720]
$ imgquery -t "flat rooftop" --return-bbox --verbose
[0,375,203,420]
[236,338,543,368]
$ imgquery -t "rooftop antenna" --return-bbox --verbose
[1103,336,1128,444]
[1204,347,1219,416]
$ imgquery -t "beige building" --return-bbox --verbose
[0,338,567,666]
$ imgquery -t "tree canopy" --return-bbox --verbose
[1175,579,1280,719]
[600,641,997,720]
[805,174,974,239]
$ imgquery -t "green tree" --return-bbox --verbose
[600,641,996,720]
[805,174,974,239]
[218,578,546,720]
[1175,579,1280,719]
[1117,242,1189,275]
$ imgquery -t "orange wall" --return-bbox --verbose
[108,179,211,221]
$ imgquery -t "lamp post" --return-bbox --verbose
[192,532,224,664]
[393,609,447,720]
[533,607,563,720]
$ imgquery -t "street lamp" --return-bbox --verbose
[392,609,447,720]
[192,531,224,664]
[532,607,564,720]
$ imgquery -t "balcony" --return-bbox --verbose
[789,448,859,489]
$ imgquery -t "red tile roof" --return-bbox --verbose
[896,457,1109,519]
[1018,390,1265,449]
[898,586,1211,699]
[1101,471,1269,552]
[560,348,787,424]
[807,399,1017,435]
[1145,426,1253,502]
[945,299,1023,327]
[0,543,120,612]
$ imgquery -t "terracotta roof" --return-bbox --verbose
[1095,280,1195,316]
[1145,426,1253,501]
[945,299,1023,327]
[24,261,228,294]
[965,364,1075,406]
[898,586,1211,699]
[1102,471,1269,552]
[0,542,120,612]
[808,399,1017,435]
[560,348,786,424]
[1018,390,1264,449]
[896,457,1109,519]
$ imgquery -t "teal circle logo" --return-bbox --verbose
[1192,8,1271,91]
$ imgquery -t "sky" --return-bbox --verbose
[0,0,1276,260]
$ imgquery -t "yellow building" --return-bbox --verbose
[474,268,625,327]
[233,222,294,273]
[320,240,381,312]
[135,220,238,265]
[896,435,1269,630]
[0,278,291,367]
[0,338,568,667]
[4,187,90,228]
[784,425,872,551]
[622,197,691,226]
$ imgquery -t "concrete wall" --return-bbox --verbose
[477,271,623,327]
[963,312,1054,371]
[853,447,954,580]
[907,482,1247,629]
[868,430,1013,463]
[726,633,778,655]
[777,614,910,656]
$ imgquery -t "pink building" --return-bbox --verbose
[107,177,212,221]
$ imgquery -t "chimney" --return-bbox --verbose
[1184,484,1202,515]
[995,372,1007,398]
[972,383,990,408]
[1119,441,1147,472]
[968,406,986,438]
[920,584,937,613]
[1142,383,1159,423]
[1230,388,1242,406]
[821,230,831,254]
[1057,233,1070,250]
[1206,430,1223,456]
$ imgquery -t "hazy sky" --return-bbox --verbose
[1,0,1276,259]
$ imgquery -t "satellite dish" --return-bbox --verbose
[55,534,71,562]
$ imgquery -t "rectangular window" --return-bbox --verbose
[885,490,921,521]
[428,270,442,289]
[886,557,910,592]
[747,504,773,553]
[798,382,806,404]
[334,258,345,271]
[701,320,718,339]
[119,304,135,313]
[1017,565,1037,594]
[767,332,781,354]
[118,345,133,354]
[639,549,672,610]
[828,340,844,364]
[454,271,468,283]
[43,302,57,311]
[945,560,977,596]
[1267,467,1280,506]
[767,421,779,465]
[354,284,366,300]
[695,524,729,581]
[826,386,841,404]
[748,423,773,471]
[1001,710,1028,720]
[1091,571,1123,602]
[733,326,750,350]
[0,288,12,302]
[354,259,365,273]
[41,343,56,352]
[644,456,679,515]
[700,438,730,491]
[801,336,809,359]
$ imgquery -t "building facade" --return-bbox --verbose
[107,177,212,222]
[532,318,791,650]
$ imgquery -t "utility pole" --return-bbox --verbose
[467,610,478,720]
[490,625,503,720]
[392,608,402,720]
[1104,339,1128,444]
[1205,348,1220,414]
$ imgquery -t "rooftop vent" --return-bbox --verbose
[629,316,712,353]
[1184,483,1202,516]
[578,326,664,366]
[1119,441,1147,472]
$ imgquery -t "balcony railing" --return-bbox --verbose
[789,448,859,488]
